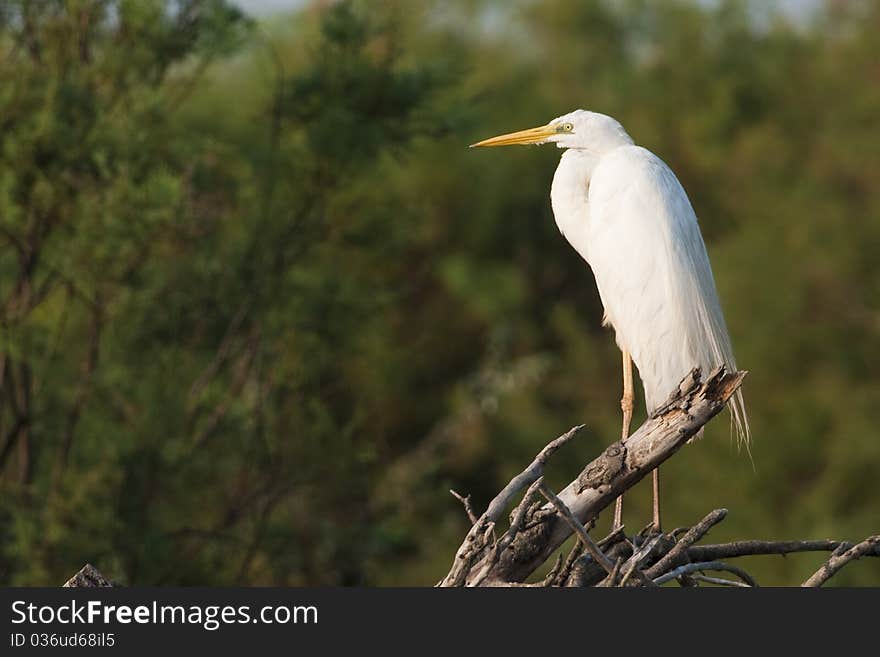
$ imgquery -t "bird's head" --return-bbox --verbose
[470,109,632,153]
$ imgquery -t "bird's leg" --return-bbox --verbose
[652,468,662,533]
[613,350,634,530]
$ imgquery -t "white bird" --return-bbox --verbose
[471,109,749,530]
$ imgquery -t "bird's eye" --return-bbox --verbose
[559,122,574,133]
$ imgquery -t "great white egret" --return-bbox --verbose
[471,109,749,530]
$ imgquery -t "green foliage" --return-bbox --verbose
[0,0,877,586]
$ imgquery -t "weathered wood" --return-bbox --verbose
[440,424,584,587]
[63,564,114,588]
[444,366,744,585]
[537,482,615,576]
[644,508,727,579]
[686,539,874,562]
[652,560,757,587]
[802,535,880,587]
[441,365,879,587]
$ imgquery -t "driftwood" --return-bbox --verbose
[441,366,880,587]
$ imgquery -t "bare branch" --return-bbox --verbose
[540,554,565,586]
[440,424,583,587]
[450,489,479,525]
[691,574,750,587]
[503,478,545,552]
[802,536,880,587]
[653,561,757,587]
[644,508,728,579]
[597,557,623,587]
[686,539,864,562]
[619,535,663,587]
[482,424,584,523]
[538,482,614,575]
[551,541,584,587]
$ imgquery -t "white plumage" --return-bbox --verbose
[473,109,749,444]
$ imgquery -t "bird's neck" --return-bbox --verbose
[550,149,600,251]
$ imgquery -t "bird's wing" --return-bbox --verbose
[586,146,749,444]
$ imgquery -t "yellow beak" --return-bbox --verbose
[469,123,557,148]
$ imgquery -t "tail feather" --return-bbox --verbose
[728,385,751,448]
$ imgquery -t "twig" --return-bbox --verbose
[482,425,584,522]
[597,526,627,549]
[653,561,757,587]
[541,554,564,587]
[502,478,545,552]
[687,539,860,562]
[450,489,479,525]
[691,574,751,588]
[552,541,584,587]
[802,535,880,587]
[644,509,728,579]
[440,425,583,587]
[619,534,663,587]
[598,557,623,587]
[538,482,614,575]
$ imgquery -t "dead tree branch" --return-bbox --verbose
[644,508,727,579]
[441,366,742,586]
[802,536,880,587]
[440,425,583,587]
[450,489,479,525]
[63,564,115,588]
[538,481,615,576]
[653,560,757,587]
[686,539,856,561]
[441,367,879,587]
